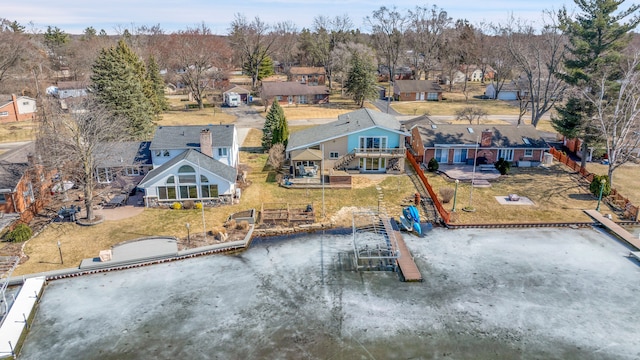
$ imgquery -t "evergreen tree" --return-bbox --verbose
[243,54,274,83]
[91,39,154,139]
[262,100,287,150]
[555,0,640,167]
[146,55,168,115]
[345,52,378,107]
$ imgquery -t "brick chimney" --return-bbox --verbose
[480,129,493,147]
[200,129,213,158]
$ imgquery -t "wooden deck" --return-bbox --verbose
[381,217,423,282]
[584,210,640,250]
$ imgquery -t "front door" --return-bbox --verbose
[453,149,468,164]
[288,96,293,104]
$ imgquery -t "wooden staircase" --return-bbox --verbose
[333,150,356,170]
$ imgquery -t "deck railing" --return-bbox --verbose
[406,150,450,224]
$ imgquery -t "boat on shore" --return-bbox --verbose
[401,206,422,236]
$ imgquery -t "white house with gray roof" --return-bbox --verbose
[149,124,239,168]
[287,108,409,175]
[137,125,239,205]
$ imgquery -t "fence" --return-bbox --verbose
[406,150,450,224]
[549,147,638,221]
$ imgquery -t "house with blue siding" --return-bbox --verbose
[286,108,409,177]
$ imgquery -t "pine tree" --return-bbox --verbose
[243,54,274,83]
[554,0,640,167]
[91,40,155,139]
[146,55,168,115]
[345,52,378,107]
[262,100,287,150]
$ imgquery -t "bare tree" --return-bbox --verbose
[271,21,299,75]
[455,106,488,124]
[504,12,568,127]
[309,14,354,90]
[0,20,28,87]
[486,24,517,100]
[406,5,451,81]
[37,96,129,221]
[166,23,231,109]
[365,6,407,90]
[583,53,640,186]
[228,14,277,90]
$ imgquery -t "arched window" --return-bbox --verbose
[178,165,195,173]
[166,176,175,184]
[200,175,209,183]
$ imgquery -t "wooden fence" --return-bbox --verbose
[549,147,638,221]
[406,150,450,224]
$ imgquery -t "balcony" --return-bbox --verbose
[354,147,406,158]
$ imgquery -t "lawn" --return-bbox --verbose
[391,96,522,116]
[426,162,600,224]
[158,108,235,126]
[585,162,640,204]
[0,120,37,142]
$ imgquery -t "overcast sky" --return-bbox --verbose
[5,0,584,35]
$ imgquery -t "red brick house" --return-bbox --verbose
[409,123,549,166]
[288,67,326,86]
[0,94,37,123]
[261,81,330,107]
[393,80,443,101]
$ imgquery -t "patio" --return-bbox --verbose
[437,164,502,181]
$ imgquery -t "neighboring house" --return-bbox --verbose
[378,65,413,82]
[410,123,548,166]
[223,85,251,104]
[261,81,330,106]
[0,143,53,226]
[0,95,37,123]
[485,79,528,100]
[95,142,153,184]
[139,125,239,205]
[393,80,443,101]
[288,67,326,86]
[286,108,409,175]
[56,81,89,99]
[455,65,496,83]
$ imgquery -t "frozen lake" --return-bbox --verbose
[19,227,640,359]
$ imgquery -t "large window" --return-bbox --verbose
[0,193,6,204]
[359,136,387,151]
[434,148,448,163]
[201,184,219,198]
[158,186,177,200]
[498,149,514,161]
[524,149,533,157]
[179,185,198,199]
[360,158,386,171]
[427,92,439,100]
[218,148,228,156]
[178,165,196,183]
[298,95,308,104]
[453,149,467,164]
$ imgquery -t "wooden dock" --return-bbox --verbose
[381,217,423,282]
[584,210,640,250]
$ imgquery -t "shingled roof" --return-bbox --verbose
[261,82,329,98]
[394,80,442,93]
[415,124,548,148]
[150,125,235,151]
[287,108,407,151]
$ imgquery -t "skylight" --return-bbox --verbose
[522,137,531,145]
[467,127,474,134]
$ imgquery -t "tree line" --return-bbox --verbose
[0,0,639,187]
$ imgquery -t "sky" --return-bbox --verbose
[4,0,583,35]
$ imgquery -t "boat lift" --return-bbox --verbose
[351,210,399,272]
